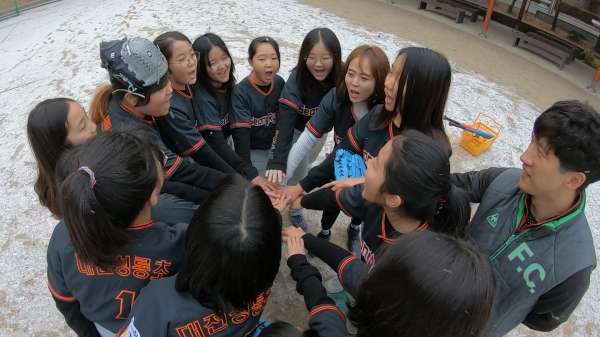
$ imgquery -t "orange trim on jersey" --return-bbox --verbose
[317,81,328,88]
[309,305,346,322]
[347,128,362,153]
[231,122,251,129]
[172,85,193,99]
[377,212,428,243]
[128,220,154,230]
[101,115,112,131]
[337,255,357,293]
[305,121,323,138]
[180,138,205,156]
[388,119,394,138]
[47,281,76,302]
[335,188,351,217]
[279,98,299,111]
[116,327,125,336]
[248,73,274,96]
[164,156,182,178]
[517,194,582,233]
[197,124,222,131]
[350,105,358,123]
[119,103,155,124]
[217,88,227,94]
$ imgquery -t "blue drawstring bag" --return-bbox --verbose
[334,149,366,180]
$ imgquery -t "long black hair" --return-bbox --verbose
[294,28,342,101]
[382,131,470,238]
[347,231,496,337]
[60,126,164,270]
[192,33,236,106]
[371,47,451,144]
[27,98,76,218]
[175,174,282,315]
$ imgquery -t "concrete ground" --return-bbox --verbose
[0,0,598,336]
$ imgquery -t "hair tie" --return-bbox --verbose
[79,166,97,187]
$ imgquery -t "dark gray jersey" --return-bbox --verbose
[230,75,285,150]
[47,221,187,333]
[118,275,270,337]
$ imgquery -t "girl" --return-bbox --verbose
[230,36,285,179]
[118,174,283,337]
[281,229,496,337]
[193,33,274,190]
[153,31,235,174]
[282,45,389,243]
[47,127,188,337]
[291,131,469,292]
[27,98,198,225]
[284,46,452,238]
[89,36,229,204]
[27,98,96,218]
[264,28,343,230]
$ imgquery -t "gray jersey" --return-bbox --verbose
[118,275,270,337]
[47,221,187,333]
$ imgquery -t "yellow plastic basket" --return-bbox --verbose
[459,113,502,156]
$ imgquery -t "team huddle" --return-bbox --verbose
[26,27,599,337]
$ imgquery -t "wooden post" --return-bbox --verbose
[514,0,528,31]
[587,64,600,93]
[479,0,496,38]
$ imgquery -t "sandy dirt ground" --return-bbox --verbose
[0,0,598,336]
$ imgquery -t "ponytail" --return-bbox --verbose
[59,126,163,271]
[89,84,112,124]
[432,184,471,239]
[61,169,128,270]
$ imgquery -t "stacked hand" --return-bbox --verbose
[282,226,307,260]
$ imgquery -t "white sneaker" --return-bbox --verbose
[324,276,344,293]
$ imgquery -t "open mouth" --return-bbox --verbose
[265,71,273,79]
[314,69,325,76]
[385,94,392,104]
[350,89,359,99]
[218,69,228,77]
[189,71,196,79]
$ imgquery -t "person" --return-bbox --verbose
[263,28,342,228]
[291,130,469,293]
[230,36,285,182]
[89,37,228,204]
[291,44,389,238]
[282,228,496,337]
[46,127,188,337]
[27,97,196,224]
[451,100,599,336]
[193,33,268,185]
[118,174,284,337]
[284,46,451,249]
[153,31,235,174]
[27,98,96,218]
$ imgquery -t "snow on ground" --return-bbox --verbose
[0,0,597,335]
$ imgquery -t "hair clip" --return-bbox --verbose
[79,166,97,187]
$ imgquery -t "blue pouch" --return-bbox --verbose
[334,149,366,180]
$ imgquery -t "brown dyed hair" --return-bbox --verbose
[336,45,389,110]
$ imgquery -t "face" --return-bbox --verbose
[65,101,97,146]
[345,56,376,103]
[306,42,333,81]
[168,40,197,87]
[249,42,280,85]
[519,135,574,197]
[362,139,393,204]
[384,55,405,111]
[144,78,173,117]
[207,45,231,85]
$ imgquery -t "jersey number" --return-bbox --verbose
[115,290,136,319]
